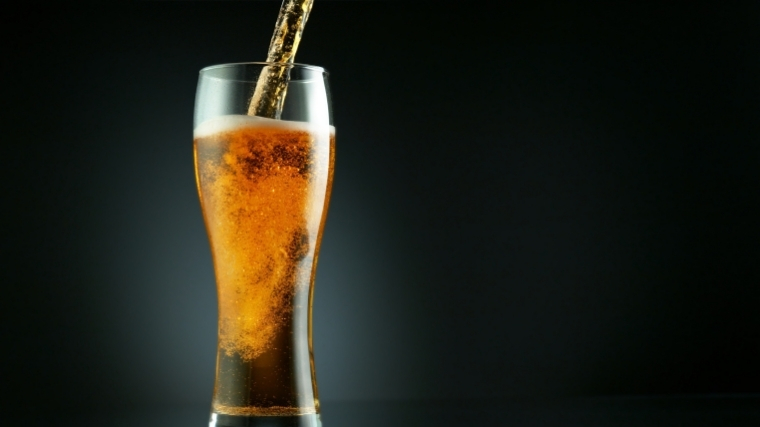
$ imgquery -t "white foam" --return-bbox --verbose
[194,115,334,139]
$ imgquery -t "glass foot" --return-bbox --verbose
[209,412,322,427]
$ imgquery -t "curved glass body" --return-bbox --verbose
[194,63,334,427]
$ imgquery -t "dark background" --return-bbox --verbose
[2,0,759,420]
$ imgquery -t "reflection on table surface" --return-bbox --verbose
[29,395,760,427]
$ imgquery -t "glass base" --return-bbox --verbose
[209,412,322,427]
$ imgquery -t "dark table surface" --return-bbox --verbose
[28,395,760,427]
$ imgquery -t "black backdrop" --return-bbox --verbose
[2,1,759,416]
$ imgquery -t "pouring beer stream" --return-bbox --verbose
[249,0,315,119]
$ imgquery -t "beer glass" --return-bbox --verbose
[194,63,334,427]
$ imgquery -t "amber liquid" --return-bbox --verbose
[194,116,334,417]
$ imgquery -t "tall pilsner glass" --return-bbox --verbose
[194,63,334,427]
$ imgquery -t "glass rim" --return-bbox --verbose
[199,62,328,75]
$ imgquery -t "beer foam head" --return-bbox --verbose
[194,114,332,139]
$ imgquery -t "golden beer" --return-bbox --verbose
[194,114,334,422]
